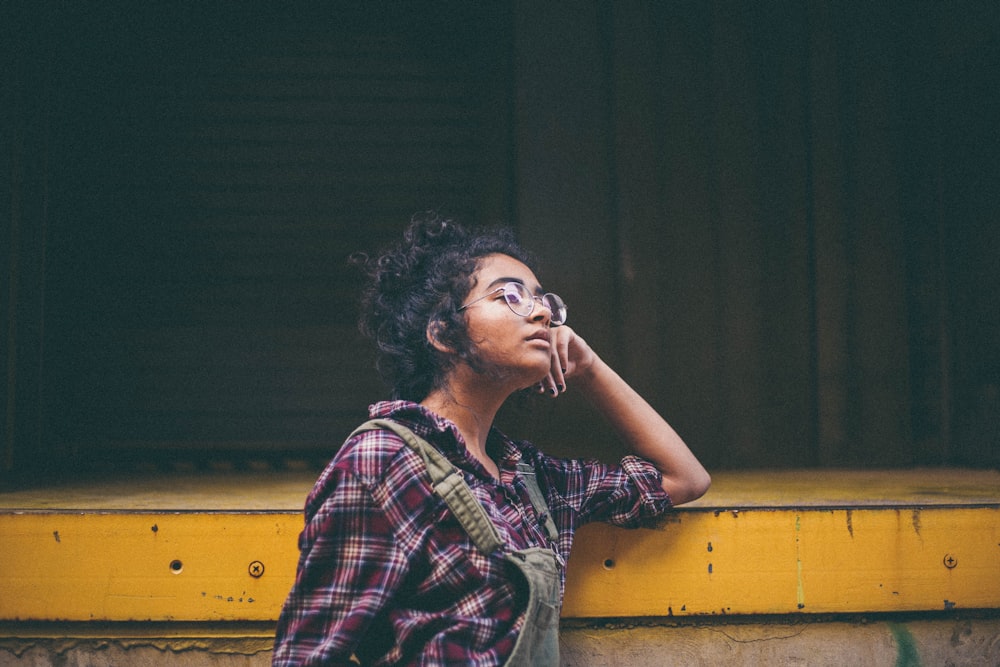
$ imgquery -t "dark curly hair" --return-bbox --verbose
[355,211,535,401]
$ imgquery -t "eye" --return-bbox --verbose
[501,283,536,316]
[504,284,527,306]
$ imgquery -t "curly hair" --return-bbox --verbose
[355,211,535,401]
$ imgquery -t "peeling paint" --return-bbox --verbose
[52,531,60,543]
[207,594,256,605]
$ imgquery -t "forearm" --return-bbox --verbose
[575,357,710,505]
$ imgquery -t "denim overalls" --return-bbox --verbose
[352,419,562,666]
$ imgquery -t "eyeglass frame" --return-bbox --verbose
[458,281,567,326]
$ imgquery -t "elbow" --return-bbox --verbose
[686,468,712,502]
[665,468,711,506]
[692,469,712,499]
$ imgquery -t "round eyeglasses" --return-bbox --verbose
[459,282,568,326]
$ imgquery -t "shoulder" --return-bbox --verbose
[303,425,429,515]
[336,425,414,479]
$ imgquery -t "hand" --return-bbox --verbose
[535,326,711,504]
[537,325,597,397]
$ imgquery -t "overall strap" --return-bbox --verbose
[349,419,503,555]
[515,462,559,543]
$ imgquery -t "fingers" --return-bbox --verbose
[536,326,573,397]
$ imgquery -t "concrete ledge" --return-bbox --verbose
[1,468,998,622]
[2,616,999,666]
[564,505,1000,616]
[559,616,1000,666]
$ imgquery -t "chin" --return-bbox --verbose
[526,366,550,387]
[475,354,549,390]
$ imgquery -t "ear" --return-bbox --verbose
[426,319,453,354]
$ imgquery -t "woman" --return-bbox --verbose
[272,213,710,666]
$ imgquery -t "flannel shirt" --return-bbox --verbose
[271,400,672,667]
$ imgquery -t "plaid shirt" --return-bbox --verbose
[272,401,672,666]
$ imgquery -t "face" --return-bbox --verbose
[459,253,554,390]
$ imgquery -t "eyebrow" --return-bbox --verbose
[483,276,544,294]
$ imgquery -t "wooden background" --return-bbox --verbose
[4,1,998,476]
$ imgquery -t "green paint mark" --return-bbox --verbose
[889,623,921,667]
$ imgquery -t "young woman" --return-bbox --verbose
[271,213,710,666]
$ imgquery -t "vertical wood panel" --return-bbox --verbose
[709,4,768,464]
[651,3,727,464]
[806,2,855,467]
[609,1,662,398]
[35,3,513,466]
[3,10,50,472]
[743,3,816,467]
[513,0,622,457]
[935,13,1000,468]
[618,3,818,468]
[841,5,913,465]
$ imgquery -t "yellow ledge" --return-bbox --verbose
[1,469,998,621]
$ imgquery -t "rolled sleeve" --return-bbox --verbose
[534,450,673,532]
[616,454,673,525]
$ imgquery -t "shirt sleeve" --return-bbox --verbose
[537,452,673,529]
[271,464,411,666]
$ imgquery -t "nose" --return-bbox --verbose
[530,296,552,324]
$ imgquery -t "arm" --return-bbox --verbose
[272,467,406,666]
[542,326,711,506]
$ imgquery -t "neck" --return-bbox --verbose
[420,368,510,461]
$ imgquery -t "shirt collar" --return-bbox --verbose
[368,400,464,451]
[368,400,526,474]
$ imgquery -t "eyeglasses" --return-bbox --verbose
[459,282,568,326]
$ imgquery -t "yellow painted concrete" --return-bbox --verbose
[1,512,299,622]
[562,506,1000,617]
[1,469,998,622]
[1,467,998,511]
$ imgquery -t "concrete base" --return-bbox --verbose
[2,617,999,666]
[560,617,1000,666]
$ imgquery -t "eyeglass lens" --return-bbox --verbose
[503,283,567,326]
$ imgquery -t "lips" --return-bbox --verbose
[526,330,551,344]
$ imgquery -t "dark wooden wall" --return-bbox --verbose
[514,2,999,470]
[4,1,998,476]
[4,2,514,472]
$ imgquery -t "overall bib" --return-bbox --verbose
[351,420,562,666]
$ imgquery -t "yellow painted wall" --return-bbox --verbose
[3,469,998,622]
[3,504,997,622]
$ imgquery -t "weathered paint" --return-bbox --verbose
[560,506,1000,617]
[2,504,997,622]
[1,469,999,622]
[0,513,300,622]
